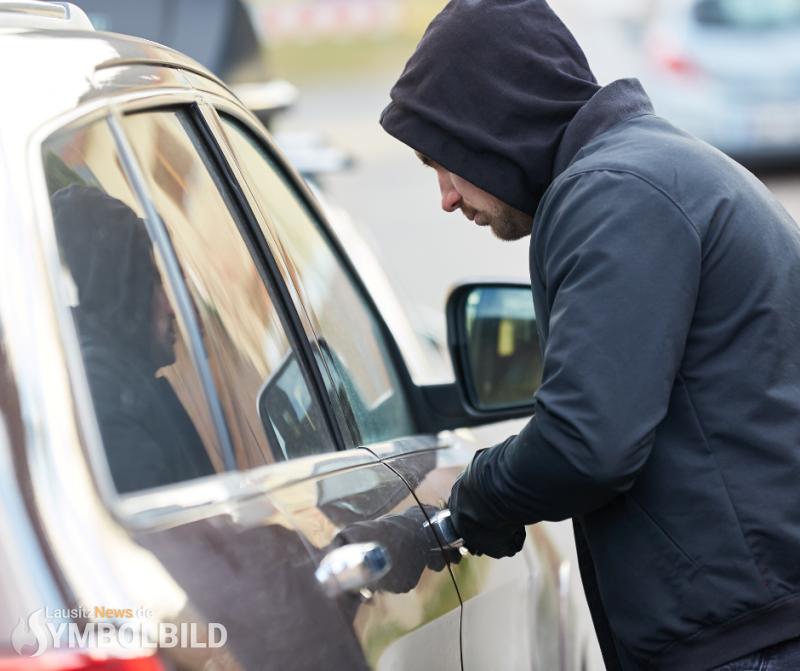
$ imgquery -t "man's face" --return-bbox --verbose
[149,281,177,369]
[417,153,533,241]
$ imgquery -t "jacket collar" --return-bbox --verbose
[552,78,654,178]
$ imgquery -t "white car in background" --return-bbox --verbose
[639,0,800,165]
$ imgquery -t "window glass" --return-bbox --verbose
[43,120,224,494]
[219,116,415,446]
[121,109,332,465]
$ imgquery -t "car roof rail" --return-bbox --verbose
[0,1,94,31]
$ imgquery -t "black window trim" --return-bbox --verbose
[167,102,347,457]
[205,104,441,442]
[201,106,362,448]
[202,111,536,437]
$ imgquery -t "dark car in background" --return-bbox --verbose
[75,0,295,127]
[74,0,349,179]
[640,0,800,165]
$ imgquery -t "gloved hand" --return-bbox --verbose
[448,448,526,559]
[333,505,457,594]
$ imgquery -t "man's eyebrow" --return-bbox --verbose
[415,151,433,167]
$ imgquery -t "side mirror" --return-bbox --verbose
[447,282,541,413]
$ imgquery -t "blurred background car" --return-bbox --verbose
[637,0,800,166]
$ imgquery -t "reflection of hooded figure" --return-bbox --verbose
[52,185,214,494]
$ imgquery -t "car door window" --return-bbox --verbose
[218,115,415,447]
[42,119,225,494]
[120,109,333,466]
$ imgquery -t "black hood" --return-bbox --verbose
[380,0,601,217]
[52,185,158,360]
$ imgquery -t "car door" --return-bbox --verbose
[209,109,566,671]
[382,433,566,671]
[39,95,460,671]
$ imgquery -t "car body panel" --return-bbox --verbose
[264,457,462,670]
[122,454,407,670]
[0,342,68,649]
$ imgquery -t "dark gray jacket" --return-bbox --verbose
[453,79,800,670]
[379,0,800,665]
[80,324,215,494]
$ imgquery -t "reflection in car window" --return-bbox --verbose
[43,121,224,494]
[219,116,415,447]
[466,288,542,408]
[121,110,333,465]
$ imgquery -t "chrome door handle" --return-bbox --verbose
[424,509,464,550]
[315,542,391,597]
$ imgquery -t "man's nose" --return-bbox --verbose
[438,173,461,212]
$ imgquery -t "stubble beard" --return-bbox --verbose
[484,204,533,241]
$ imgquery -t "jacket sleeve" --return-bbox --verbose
[453,170,702,530]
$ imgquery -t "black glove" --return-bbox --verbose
[448,448,526,559]
[333,505,456,594]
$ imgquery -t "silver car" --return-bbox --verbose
[639,0,800,164]
[0,3,591,670]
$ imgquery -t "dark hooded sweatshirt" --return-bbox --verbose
[52,185,214,494]
[381,2,800,670]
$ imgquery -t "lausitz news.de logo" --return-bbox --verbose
[11,607,227,657]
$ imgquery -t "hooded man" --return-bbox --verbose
[52,185,215,494]
[380,2,800,670]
